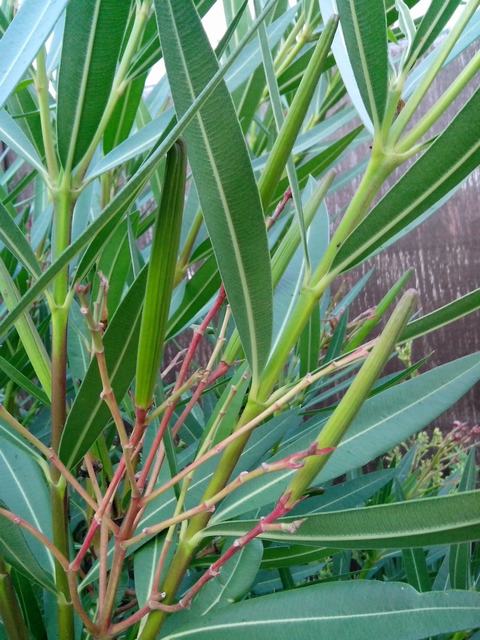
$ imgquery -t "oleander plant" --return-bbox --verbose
[0,0,479,638]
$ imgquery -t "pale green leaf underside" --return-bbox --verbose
[0,0,68,110]
[163,582,480,640]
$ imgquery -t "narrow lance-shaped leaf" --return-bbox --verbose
[0,109,46,177]
[0,258,51,399]
[401,288,480,342]
[0,431,54,576]
[449,448,476,589]
[335,0,389,128]
[257,16,339,207]
[135,141,187,409]
[0,0,69,109]
[395,483,431,592]
[212,352,480,521]
[345,269,414,350]
[0,200,42,278]
[160,581,480,640]
[206,490,480,549]
[408,0,463,66]
[0,0,279,342]
[333,88,480,272]
[155,0,273,382]
[56,0,132,169]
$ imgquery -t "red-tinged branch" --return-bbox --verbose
[150,493,302,614]
[0,507,69,572]
[138,287,227,490]
[142,345,371,508]
[124,443,331,549]
[267,187,292,229]
[0,406,118,532]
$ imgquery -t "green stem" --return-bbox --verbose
[50,179,75,639]
[35,47,59,182]
[285,290,418,505]
[141,148,395,638]
[391,0,480,143]
[397,51,480,153]
[0,559,28,640]
[175,209,203,285]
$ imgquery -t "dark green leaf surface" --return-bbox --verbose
[211,353,480,520]
[449,449,476,589]
[56,0,131,168]
[155,0,273,380]
[408,0,462,64]
[401,288,480,342]
[336,0,388,126]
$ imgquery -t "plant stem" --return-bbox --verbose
[391,0,480,142]
[50,177,75,639]
[0,559,28,640]
[34,47,59,182]
[284,290,418,506]
[397,51,480,153]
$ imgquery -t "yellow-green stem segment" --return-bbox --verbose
[285,289,418,506]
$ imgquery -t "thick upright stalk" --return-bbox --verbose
[50,178,75,639]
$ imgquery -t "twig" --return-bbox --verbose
[0,507,69,571]
[143,344,371,506]
[137,287,227,490]
[126,443,331,549]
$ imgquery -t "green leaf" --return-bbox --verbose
[402,547,432,592]
[0,258,51,399]
[6,83,45,159]
[0,355,49,405]
[161,581,480,640]
[0,516,55,594]
[0,424,54,581]
[134,535,166,610]
[103,72,147,154]
[135,141,187,409]
[206,490,480,549]
[334,89,480,272]
[401,288,480,342]
[330,0,388,129]
[0,0,68,109]
[449,448,476,589]
[211,353,480,520]
[0,0,279,342]
[59,268,147,468]
[155,0,273,381]
[0,201,41,277]
[164,539,263,635]
[10,570,47,640]
[56,0,131,169]
[408,0,462,65]
[87,109,174,180]
[0,109,46,177]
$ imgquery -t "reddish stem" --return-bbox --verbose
[138,287,226,490]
